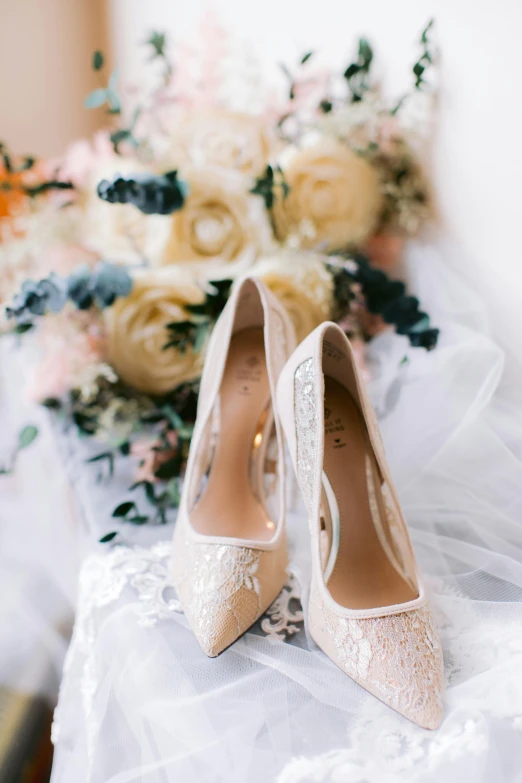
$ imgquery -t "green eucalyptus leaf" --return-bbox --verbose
[177,425,194,440]
[84,88,107,109]
[165,479,181,505]
[109,129,131,151]
[128,515,149,525]
[13,322,34,335]
[421,18,434,45]
[160,405,184,430]
[344,63,360,80]
[19,425,38,450]
[99,531,118,543]
[41,397,61,409]
[147,31,167,58]
[112,501,135,517]
[106,93,121,115]
[108,70,119,93]
[92,50,104,71]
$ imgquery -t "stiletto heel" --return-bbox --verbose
[276,322,444,729]
[171,276,295,657]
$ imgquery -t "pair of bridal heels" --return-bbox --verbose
[171,276,444,729]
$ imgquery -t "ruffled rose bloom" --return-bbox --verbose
[104,267,206,395]
[252,251,333,342]
[275,140,382,251]
[146,168,273,278]
[162,109,274,177]
[82,156,160,264]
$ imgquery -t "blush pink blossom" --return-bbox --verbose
[25,311,107,403]
[131,430,179,483]
[26,353,72,403]
[377,115,401,156]
[57,132,115,189]
[43,243,98,277]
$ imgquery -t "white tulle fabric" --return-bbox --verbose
[0,343,79,702]
[47,241,522,782]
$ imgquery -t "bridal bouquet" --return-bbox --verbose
[1,20,438,534]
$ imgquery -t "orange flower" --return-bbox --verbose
[0,162,26,222]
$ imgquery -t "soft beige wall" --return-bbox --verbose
[108,0,522,382]
[0,0,109,157]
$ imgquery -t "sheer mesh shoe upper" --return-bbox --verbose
[281,323,444,729]
[171,277,295,657]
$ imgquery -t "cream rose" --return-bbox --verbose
[253,251,333,343]
[275,140,382,251]
[82,157,160,264]
[146,167,273,277]
[104,267,206,395]
[163,109,274,177]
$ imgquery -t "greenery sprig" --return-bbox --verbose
[329,255,439,350]
[413,19,435,89]
[280,51,314,101]
[85,65,121,115]
[95,392,199,543]
[5,262,133,326]
[0,142,74,199]
[392,19,436,115]
[186,279,233,320]
[97,171,188,215]
[1,144,35,175]
[251,164,290,210]
[146,31,173,83]
[163,279,233,355]
[0,425,39,476]
[344,38,374,103]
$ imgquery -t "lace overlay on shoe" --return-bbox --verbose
[294,358,317,511]
[172,522,288,656]
[311,595,444,728]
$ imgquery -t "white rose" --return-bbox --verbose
[146,167,273,278]
[162,109,274,177]
[104,266,205,394]
[275,140,382,251]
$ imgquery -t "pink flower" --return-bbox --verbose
[377,116,401,156]
[57,132,115,189]
[131,430,179,483]
[273,64,332,124]
[26,353,71,403]
[43,243,98,277]
[25,310,107,403]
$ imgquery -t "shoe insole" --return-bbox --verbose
[323,376,417,609]
[191,328,276,541]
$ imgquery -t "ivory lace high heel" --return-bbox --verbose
[276,322,444,729]
[171,277,295,657]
